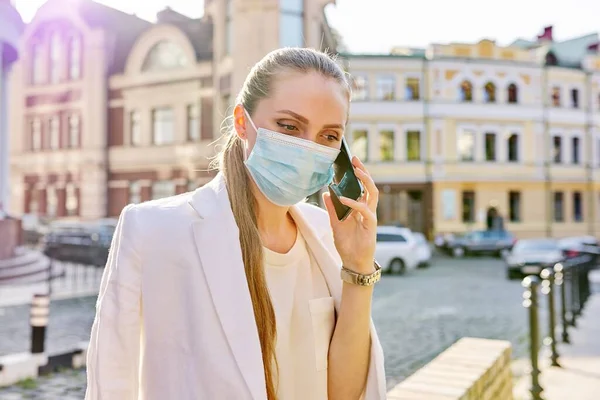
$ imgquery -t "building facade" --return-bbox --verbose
[344,26,600,238]
[8,0,336,219]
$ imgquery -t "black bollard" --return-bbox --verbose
[569,264,579,327]
[541,268,561,367]
[553,263,570,344]
[523,276,544,400]
[30,294,49,354]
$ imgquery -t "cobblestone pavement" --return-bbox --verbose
[0,255,554,396]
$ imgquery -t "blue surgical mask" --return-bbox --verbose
[243,111,340,206]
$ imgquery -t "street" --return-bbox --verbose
[0,254,536,397]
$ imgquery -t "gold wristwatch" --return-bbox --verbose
[340,260,382,286]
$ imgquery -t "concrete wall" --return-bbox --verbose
[387,337,513,400]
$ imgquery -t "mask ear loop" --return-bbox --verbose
[242,109,259,162]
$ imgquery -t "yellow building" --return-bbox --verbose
[343,26,600,239]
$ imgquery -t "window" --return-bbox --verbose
[571,89,579,109]
[484,82,496,103]
[376,76,395,100]
[351,75,368,101]
[553,136,562,163]
[142,41,189,71]
[458,129,475,161]
[553,192,564,222]
[225,0,233,55]
[509,191,521,222]
[573,191,583,222]
[376,233,407,243]
[459,80,473,102]
[507,83,518,103]
[279,0,304,48]
[552,87,561,107]
[31,43,44,84]
[406,130,421,161]
[28,188,39,214]
[405,77,420,100]
[507,134,519,162]
[572,136,580,164]
[351,130,368,162]
[151,180,176,200]
[47,187,58,217]
[484,132,496,161]
[153,108,174,145]
[31,118,42,151]
[462,191,475,223]
[65,184,78,216]
[379,130,394,161]
[50,32,62,83]
[130,110,142,146]
[49,116,60,150]
[129,181,141,204]
[69,36,81,80]
[68,115,80,148]
[187,104,200,141]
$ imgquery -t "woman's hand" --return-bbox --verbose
[323,156,378,275]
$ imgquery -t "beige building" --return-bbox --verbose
[8,0,336,219]
[344,26,600,238]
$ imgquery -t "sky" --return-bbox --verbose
[14,0,600,54]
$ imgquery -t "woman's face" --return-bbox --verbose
[234,71,349,155]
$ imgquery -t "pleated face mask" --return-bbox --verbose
[243,111,340,206]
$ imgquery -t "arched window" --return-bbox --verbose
[459,80,473,102]
[484,82,496,103]
[545,51,558,66]
[507,83,518,104]
[142,41,189,72]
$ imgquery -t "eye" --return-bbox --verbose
[276,122,298,132]
[323,132,341,142]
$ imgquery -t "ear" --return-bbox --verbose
[233,104,248,140]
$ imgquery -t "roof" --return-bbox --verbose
[549,33,599,68]
[75,0,152,74]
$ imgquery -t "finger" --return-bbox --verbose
[339,196,376,227]
[353,167,379,212]
[352,156,368,173]
[322,192,340,228]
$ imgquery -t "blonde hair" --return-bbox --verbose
[211,47,350,399]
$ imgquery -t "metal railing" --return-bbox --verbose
[522,252,596,400]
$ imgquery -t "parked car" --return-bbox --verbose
[42,219,117,266]
[412,232,432,268]
[375,226,419,274]
[505,238,564,280]
[448,230,516,257]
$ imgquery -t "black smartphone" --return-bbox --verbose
[328,137,364,221]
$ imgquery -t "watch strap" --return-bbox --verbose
[340,260,382,286]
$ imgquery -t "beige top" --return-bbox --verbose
[263,229,335,400]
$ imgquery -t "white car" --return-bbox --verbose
[375,226,420,274]
[413,232,432,268]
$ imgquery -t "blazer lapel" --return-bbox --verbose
[189,175,266,400]
[291,205,387,399]
[289,206,343,310]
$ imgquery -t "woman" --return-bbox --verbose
[85,47,386,400]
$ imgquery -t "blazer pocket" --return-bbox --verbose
[309,296,336,372]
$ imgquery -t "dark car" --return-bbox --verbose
[42,219,116,266]
[505,238,564,280]
[448,230,516,257]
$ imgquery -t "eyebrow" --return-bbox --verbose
[276,109,345,130]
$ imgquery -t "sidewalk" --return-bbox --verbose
[513,271,600,400]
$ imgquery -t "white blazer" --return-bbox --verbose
[85,174,387,400]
